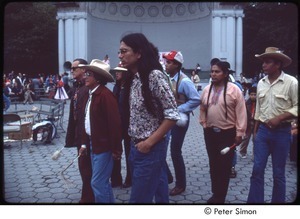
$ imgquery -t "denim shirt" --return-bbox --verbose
[171,71,201,113]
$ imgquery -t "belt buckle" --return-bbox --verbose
[212,127,221,133]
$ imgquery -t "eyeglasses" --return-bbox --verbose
[84,72,93,77]
[118,49,131,55]
[71,67,79,71]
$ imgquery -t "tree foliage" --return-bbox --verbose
[3,2,58,77]
[242,2,298,77]
[2,2,298,78]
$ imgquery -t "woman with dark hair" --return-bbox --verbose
[118,33,179,203]
[199,61,247,203]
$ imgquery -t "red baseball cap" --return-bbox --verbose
[163,51,184,64]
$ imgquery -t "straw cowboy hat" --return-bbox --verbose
[111,66,128,72]
[78,59,114,82]
[110,62,128,73]
[255,47,292,67]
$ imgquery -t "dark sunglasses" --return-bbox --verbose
[71,67,80,71]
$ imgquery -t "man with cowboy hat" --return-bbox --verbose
[78,59,122,203]
[110,64,132,188]
[247,47,298,203]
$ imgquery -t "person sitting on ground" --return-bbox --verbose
[11,81,23,101]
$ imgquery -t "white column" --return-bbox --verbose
[58,18,65,74]
[226,16,236,70]
[236,13,244,78]
[65,18,74,65]
[221,16,227,54]
[73,18,79,59]
[78,17,87,59]
[212,12,222,59]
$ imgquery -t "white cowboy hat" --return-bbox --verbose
[111,66,128,72]
[78,59,114,82]
[255,47,292,67]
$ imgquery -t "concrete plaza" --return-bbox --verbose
[2,81,298,204]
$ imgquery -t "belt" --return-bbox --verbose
[212,126,221,133]
[261,122,291,129]
[208,126,235,133]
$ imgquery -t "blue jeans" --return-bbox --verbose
[247,124,291,203]
[170,117,189,189]
[155,131,171,203]
[90,148,114,203]
[3,94,10,113]
[129,137,168,203]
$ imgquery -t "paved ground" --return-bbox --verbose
[2,81,298,204]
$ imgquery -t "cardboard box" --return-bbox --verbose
[8,122,32,140]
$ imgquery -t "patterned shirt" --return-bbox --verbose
[129,70,180,139]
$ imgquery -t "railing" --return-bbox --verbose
[34,87,56,100]
[30,98,66,133]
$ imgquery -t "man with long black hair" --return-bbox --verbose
[199,61,247,203]
[118,33,180,203]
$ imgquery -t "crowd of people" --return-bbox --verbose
[3,71,72,113]
[4,33,298,204]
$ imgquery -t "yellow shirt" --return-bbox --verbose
[199,82,247,137]
[255,72,298,123]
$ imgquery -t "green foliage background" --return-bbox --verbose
[3,2,58,77]
[242,2,298,77]
[2,2,298,78]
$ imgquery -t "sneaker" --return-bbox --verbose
[230,167,237,178]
